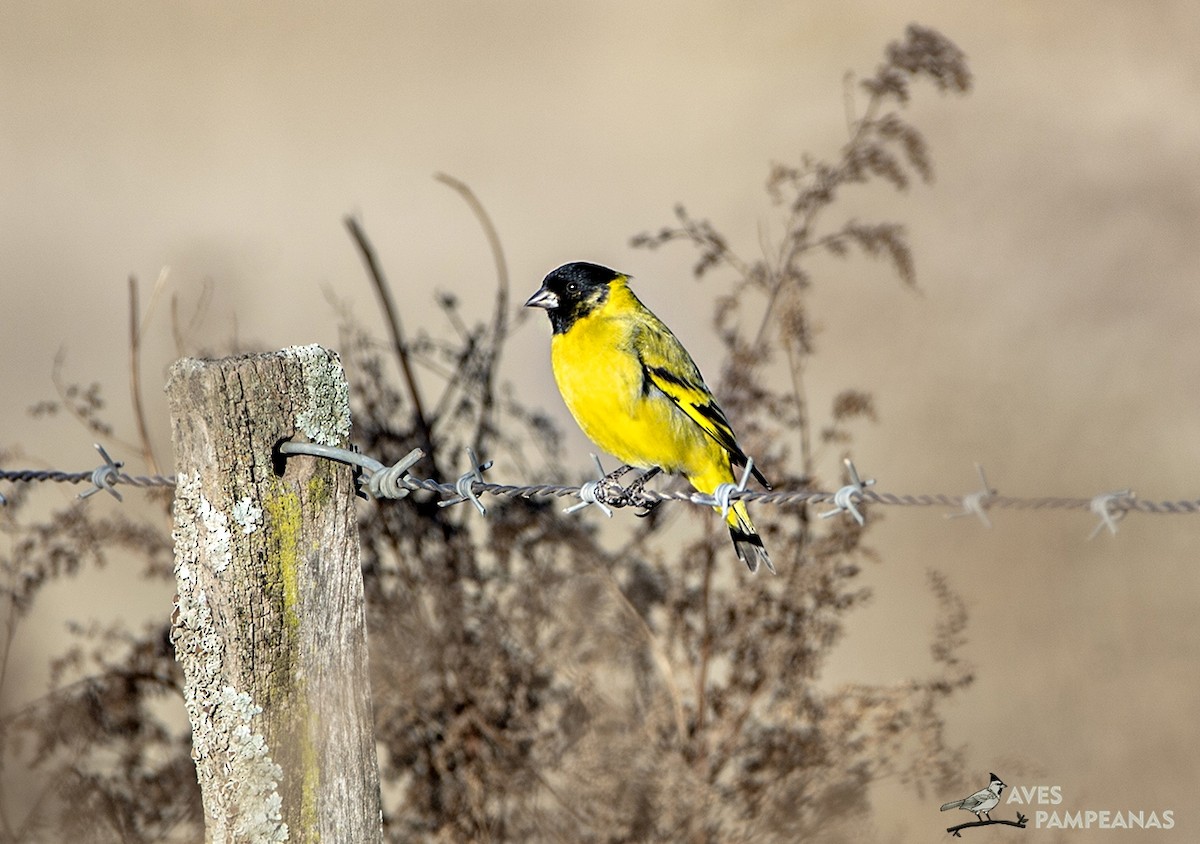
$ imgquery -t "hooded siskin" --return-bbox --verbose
[525,261,773,573]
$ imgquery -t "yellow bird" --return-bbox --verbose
[525,262,773,573]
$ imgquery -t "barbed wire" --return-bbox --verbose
[4,442,1199,537]
[0,444,176,504]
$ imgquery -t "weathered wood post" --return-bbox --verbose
[166,346,383,843]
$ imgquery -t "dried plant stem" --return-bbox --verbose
[435,173,511,451]
[127,276,160,476]
[601,571,687,744]
[344,216,437,466]
[785,339,814,478]
[693,538,716,759]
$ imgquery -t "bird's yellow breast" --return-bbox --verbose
[549,293,717,475]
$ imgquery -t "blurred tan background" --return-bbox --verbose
[2,0,1198,839]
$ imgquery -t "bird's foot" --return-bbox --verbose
[595,465,661,514]
[596,465,636,508]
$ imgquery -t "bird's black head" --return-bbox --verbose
[525,262,624,334]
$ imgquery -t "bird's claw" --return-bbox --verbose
[633,498,661,518]
[624,466,662,515]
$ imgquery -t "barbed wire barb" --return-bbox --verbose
[946,463,996,527]
[702,457,756,518]
[564,454,615,518]
[437,447,492,516]
[819,457,875,525]
[78,443,125,502]
[1088,488,1133,539]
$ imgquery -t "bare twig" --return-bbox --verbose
[435,173,512,453]
[693,536,716,759]
[48,348,140,457]
[344,215,438,469]
[170,277,213,358]
[600,570,687,745]
[785,337,814,478]
[127,276,160,476]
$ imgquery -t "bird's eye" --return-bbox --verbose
[566,281,580,294]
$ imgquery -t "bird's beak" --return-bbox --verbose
[524,286,558,310]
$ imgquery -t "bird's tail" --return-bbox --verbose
[940,801,964,812]
[689,465,774,574]
[726,499,774,575]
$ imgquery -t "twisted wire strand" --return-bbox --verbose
[3,459,1199,516]
[0,468,177,489]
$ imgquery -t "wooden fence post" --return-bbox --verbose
[166,346,383,843]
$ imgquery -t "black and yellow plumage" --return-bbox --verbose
[525,262,773,573]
